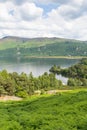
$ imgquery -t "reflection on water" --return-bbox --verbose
[0,57,80,84]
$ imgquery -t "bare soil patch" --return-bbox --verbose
[0,95,22,101]
[47,90,72,94]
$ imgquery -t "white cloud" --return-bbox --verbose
[58,5,80,19]
[0,0,87,40]
[0,0,71,5]
[19,3,43,21]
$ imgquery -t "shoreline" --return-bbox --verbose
[24,56,87,59]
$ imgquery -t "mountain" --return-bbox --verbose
[0,36,87,57]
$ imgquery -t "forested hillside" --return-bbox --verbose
[0,36,87,57]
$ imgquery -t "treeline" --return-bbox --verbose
[0,70,62,97]
[0,59,87,98]
[50,58,87,86]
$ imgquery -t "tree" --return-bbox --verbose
[49,65,61,75]
[68,78,82,86]
[0,86,7,96]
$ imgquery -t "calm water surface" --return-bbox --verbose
[0,57,80,84]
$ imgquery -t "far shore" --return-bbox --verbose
[24,56,87,59]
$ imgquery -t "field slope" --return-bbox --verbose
[0,89,87,130]
[0,36,87,57]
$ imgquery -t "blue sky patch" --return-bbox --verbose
[36,3,59,16]
[9,10,14,16]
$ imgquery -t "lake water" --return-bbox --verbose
[0,57,80,84]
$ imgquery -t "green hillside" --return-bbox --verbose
[0,89,87,130]
[0,36,87,57]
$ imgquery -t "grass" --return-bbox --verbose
[0,89,87,130]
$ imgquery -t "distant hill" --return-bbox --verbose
[0,36,87,57]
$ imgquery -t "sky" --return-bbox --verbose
[0,0,87,40]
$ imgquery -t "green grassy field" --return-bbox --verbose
[0,89,87,130]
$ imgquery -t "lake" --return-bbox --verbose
[0,57,80,84]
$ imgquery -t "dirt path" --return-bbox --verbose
[0,90,72,101]
[46,90,72,94]
[0,96,22,101]
[34,89,72,95]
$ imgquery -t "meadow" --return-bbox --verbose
[0,89,87,130]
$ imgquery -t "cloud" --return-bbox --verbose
[57,0,87,20]
[19,3,43,21]
[57,5,81,20]
[0,0,78,5]
[0,0,87,40]
[0,2,43,21]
